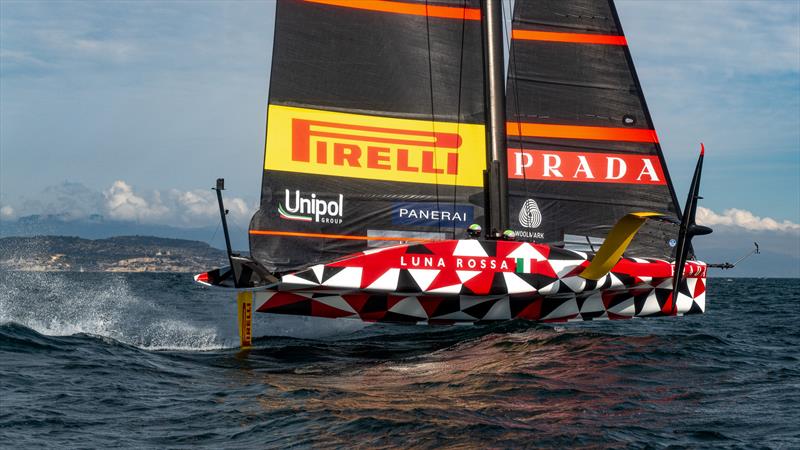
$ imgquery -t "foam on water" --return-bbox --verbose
[0,271,230,351]
[0,271,371,351]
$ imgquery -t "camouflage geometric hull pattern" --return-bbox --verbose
[256,240,707,324]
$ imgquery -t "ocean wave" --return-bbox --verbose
[0,272,229,351]
[2,274,798,448]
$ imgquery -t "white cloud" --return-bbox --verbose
[0,205,14,219]
[619,1,800,77]
[104,180,169,222]
[697,207,800,232]
[72,38,138,62]
[102,180,255,226]
[8,180,256,226]
[24,181,107,220]
[168,188,253,226]
[172,190,216,218]
[34,27,140,64]
[0,49,50,68]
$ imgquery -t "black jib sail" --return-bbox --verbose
[504,0,682,259]
[249,0,487,273]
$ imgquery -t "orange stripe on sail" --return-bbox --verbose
[249,230,435,242]
[507,122,659,143]
[304,0,481,20]
[512,29,627,45]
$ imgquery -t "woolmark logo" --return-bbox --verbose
[278,189,343,224]
[519,199,542,229]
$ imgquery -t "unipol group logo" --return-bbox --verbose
[518,199,542,229]
[278,189,343,224]
[264,105,486,187]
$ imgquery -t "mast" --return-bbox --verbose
[214,178,237,286]
[481,0,509,237]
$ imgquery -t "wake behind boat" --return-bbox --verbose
[196,0,719,347]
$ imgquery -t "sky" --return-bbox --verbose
[1,0,799,272]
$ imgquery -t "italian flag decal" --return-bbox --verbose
[278,204,312,221]
[515,258,531,274]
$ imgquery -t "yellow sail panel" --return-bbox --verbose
[265,105,486,187]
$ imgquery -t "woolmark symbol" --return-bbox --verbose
[519,199,542,229]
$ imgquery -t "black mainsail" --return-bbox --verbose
[249,0,487,273]
[248,0,687,273]
[504,0,682,259]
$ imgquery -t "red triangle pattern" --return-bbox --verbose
[256,239,708,324]
[311,300,355,319]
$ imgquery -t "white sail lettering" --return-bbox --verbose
[335,195,343,216]
[607,157,627,180]
[285,189,299,213]
[282,190,344,223]
[514,152,533,176]
[543,154,563,178]
[573,155,595,179]
[314,196,328,221]
[636,159,660,182]
[299,194,312,213]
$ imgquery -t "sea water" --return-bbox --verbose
[1,272,798,448]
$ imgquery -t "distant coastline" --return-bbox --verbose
[0,233,796,277]
[0,235,228,273]
[0,213,251,251]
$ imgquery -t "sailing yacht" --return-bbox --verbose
[196,0,712,347]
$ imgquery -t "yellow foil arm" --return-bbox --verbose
[580,212,664,281]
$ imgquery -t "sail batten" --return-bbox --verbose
[507,122,658,143]
[304,0,481,21]
[512,29,627,45]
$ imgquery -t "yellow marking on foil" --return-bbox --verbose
[237,291,253,349]
[580,212,664,281]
